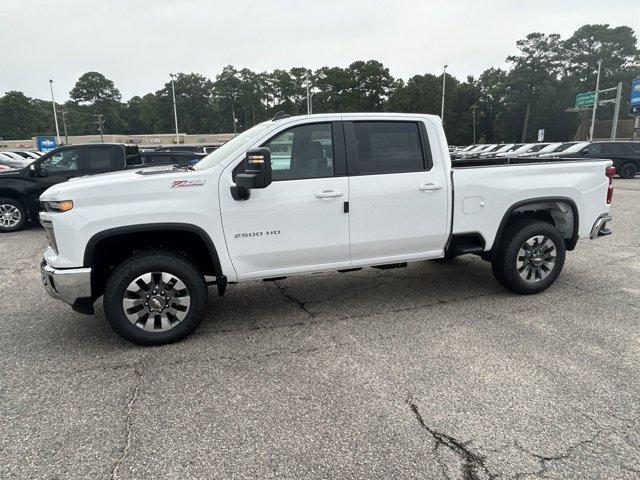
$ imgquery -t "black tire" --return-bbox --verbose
[0,197,27,233]
[618,162,638,179]
[491,219,566,295]
[103,251,208,345]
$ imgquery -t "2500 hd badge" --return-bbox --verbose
[234,230,281,238]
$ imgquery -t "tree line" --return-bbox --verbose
[0,24,638,145]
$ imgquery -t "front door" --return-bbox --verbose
[220,122,350,279]
[344,120,449,261]
[23,147,82,212]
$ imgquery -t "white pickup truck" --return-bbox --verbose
[39,113,615,345]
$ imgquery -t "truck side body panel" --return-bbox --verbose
[451,160,611,250]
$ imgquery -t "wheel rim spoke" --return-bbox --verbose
[122,270,191,332]
[516,234,557,283]
[0,204,21,228]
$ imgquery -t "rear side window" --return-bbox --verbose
[600,143,620,154]
[351,122,425,175]
[85,147,113,172]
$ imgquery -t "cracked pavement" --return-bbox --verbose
[1,179,639,479]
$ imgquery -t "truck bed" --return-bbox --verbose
[450,157,612,250]
[451,156,597,168]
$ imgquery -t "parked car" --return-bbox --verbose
[457,144,497,159]
[7,150,42,160]
[501,143,551,157]
[155,144,220,154]
[139,151,206,166]
[0,153,32,170]
[543,141,640,179]
[0,144,209,233]
[538,142,590,158]
[479,144,520,159]
[523,142,581,158]
[39,113,614,345]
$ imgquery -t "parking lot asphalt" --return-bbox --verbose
[1,179,639,480]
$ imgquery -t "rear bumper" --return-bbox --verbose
[41,259,92,306]
[589,213,613,239]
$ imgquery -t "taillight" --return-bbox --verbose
[606,166,615,204]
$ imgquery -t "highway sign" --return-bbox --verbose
[575,91,596,108]
[630,79,640,115]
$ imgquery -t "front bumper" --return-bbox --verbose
[41,259,92,307]
[590,213,613,239]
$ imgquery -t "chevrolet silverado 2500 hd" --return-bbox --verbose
[39,113,614,345]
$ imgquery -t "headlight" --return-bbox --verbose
[42,200,74,212]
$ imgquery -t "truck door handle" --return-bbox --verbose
[419,183,443,191]
[315,190,343,198]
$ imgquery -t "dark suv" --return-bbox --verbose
[549,141,640,179]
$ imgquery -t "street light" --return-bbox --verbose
[440,65,448,123]
[49,79,61,145]
[169,74,180,144]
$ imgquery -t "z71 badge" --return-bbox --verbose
[172,179,206,188]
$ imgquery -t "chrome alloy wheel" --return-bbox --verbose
[0,204,21,228]
[516,235,557,283]
[122,272,191,332]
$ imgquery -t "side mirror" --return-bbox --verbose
[581,148,589,155]
[231,148,272,201]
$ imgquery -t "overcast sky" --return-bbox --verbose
[1,0,638,101]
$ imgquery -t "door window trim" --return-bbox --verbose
[343,120,432,176]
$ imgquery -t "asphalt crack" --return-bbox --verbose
[110,357,147,480]
[406,396,495,480]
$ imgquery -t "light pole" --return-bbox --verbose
[440,65,448,123]
[589,60,602,141]
[471,105,478,144]
[49,79,61,145]
[170,74,180,144]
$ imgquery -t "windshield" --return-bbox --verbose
[561,142,590,153]
[494,144,515,153]
[511,144,533,153]
[537,142,562,153]
[194,124,271,170]
[0,155,31,169]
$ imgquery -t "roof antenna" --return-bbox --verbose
[272,111,290,121]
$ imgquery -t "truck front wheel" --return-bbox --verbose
[491,220,566,295]
[103,251,208,345]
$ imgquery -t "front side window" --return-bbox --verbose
[352,122,424,175]
[40,148,80,173]
[263,123,334,181]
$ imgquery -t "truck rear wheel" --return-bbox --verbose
[491,220,566,295]
[0,197,26,233]
[103,251,207,345]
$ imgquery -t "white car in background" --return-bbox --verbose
[8,150,41,160]
[538,142,590,158]
[504,143,550,157]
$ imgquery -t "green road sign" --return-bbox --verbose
[575,91,596,108]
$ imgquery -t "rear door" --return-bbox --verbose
[345,120,449,261]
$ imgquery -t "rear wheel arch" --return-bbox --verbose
[489,197,579,259]
[84,223,224,298]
